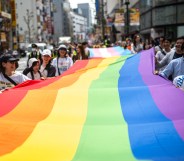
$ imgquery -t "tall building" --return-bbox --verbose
[15,0,54,47]
[71,9,87,42]
[78,3,92,32]
[96,0,139,42]
[15,0,39,47]
[40,0,54,44]
[0,0,13,51]
[140,0,184,40]
[52,0,72,44]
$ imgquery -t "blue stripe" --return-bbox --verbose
[118,53,184,161]
[113,46,132,56]
[89,48,95,57]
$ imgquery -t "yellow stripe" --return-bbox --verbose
[0,57,119,161]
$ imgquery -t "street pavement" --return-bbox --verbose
[17,56,27,73]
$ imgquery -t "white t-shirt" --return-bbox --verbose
[27,72,41,80]
[85,47,90,57]
[0,72,30,91]
[52,57,73,76]
[156,49,175,71]
[40,65,48,78]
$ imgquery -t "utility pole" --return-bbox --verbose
[16,24,20,49]
[125,0,130,36]
[101,0,105,41]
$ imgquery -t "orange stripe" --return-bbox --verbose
[0,60,88,116]
[0,59,103,156]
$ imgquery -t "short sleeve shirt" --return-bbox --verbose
[0,72,30,91]
[52,57,73,76]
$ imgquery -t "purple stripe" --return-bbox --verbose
[139,48,184,140]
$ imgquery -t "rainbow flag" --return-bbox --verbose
[0,48,184,161]
[89,46,131,58]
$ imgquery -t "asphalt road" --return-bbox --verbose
[17,56,27,73]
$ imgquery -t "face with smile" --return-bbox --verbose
[32,62,40,73]
[2,61,17,75]
[163,40,171,50]
[42,55,51,65]
[59,49,67,58]
[175,39,183,52]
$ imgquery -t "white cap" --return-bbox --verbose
[58,44,67,50]
[28,58,39,68]
[42,49,51,57]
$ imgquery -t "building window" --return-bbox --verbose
[140,0,152,14]
[177,4,184,23]
[178,26,184,37]
[140,11,151,30]
[152,5,176,26]
[153,0,176,7]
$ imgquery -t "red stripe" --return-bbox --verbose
[0,60,89,117]
[0,59,103,156]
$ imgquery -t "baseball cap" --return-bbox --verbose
[42,49,51,57]
[0,55,19,63]
[32,43,38,48]
[28,58,39,68]
[58,44,67,50]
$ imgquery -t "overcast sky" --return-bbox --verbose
[69,0,95,9]
[69,0,96,23]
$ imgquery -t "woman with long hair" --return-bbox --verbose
[73,44,88,63]
[131,35,143,54]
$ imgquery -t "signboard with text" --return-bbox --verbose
[114,9,125,26]
[130,8,140,26]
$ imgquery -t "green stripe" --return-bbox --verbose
[72,56,137,161]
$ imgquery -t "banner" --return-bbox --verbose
[95,0,100,13]
[10,0,16,27]
[114,9,125,26]
[0,32,6,42]
[130,8,140,26]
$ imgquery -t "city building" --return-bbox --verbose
[52,0,72,44]
[15,0,55,48]
[0,0,12,51]
[140,0,184,41]
[40,0,54,44]
[71,9,87,42]
[77,3,92,33]
[95,0,140,42]
[15,0,40,47]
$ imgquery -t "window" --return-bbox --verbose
[140,11,151,30]
[152,6,176,26]
[153,0,176,6]
[178,26,184,37]
[177,4,184,23]
[140,0,152,14]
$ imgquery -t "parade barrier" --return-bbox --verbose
[0,48,184,161]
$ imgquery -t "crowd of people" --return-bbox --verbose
[0,34,184,93]
[154,36,184,91]
[0,42,90,93]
